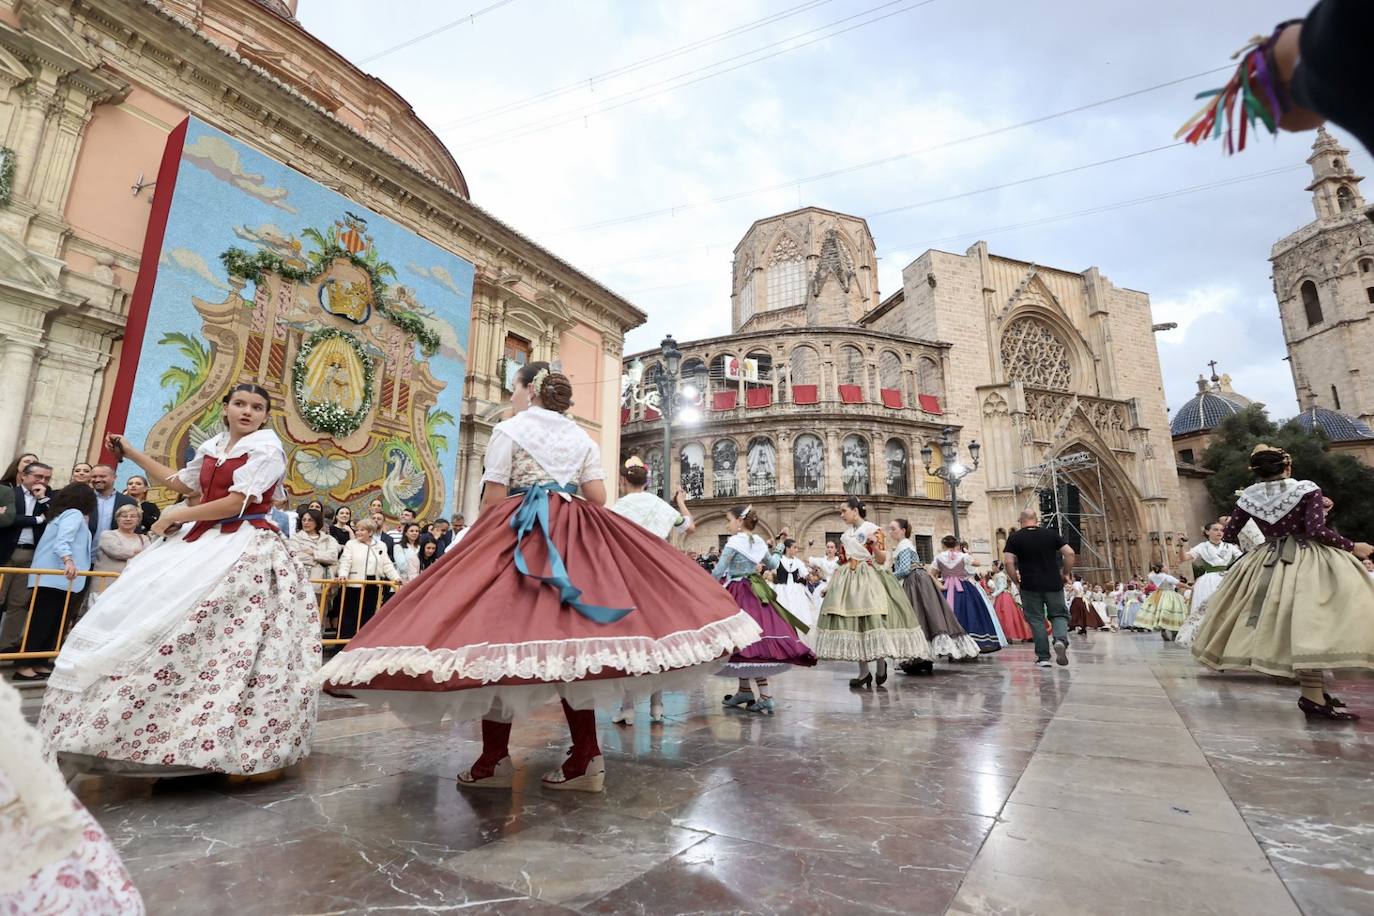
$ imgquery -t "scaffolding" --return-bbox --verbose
[1013,451,1116,579]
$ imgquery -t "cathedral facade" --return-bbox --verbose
[621,207,1186,580]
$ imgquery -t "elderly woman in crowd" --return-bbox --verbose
[92,504,150,595]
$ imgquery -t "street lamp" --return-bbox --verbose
[921,425,980,544]
[655,334,684,497]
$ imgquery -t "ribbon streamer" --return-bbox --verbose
[509,483,634,624]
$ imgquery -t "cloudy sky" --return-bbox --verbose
[302,0,1368,421]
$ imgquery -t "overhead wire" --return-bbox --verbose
[447,0,941,151]
[610,164,1307,297]
[553,67,1231,234]
[443,0,840,128]
[356,0,520,65]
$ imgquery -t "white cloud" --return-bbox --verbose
[159,247,228,291]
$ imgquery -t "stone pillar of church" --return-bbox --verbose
[0,338,40,464]
[777,430,793,495]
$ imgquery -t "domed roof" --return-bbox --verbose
[1171,375,1246,436]
[1293,406,1374,441]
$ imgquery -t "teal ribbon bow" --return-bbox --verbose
[509,483,634,624]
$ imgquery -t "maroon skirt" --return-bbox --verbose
[319,487,761,721]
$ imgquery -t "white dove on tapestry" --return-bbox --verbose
[382,447,425,512]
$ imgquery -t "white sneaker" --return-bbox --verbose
[611,708,634,727]
[1036,659,1052,668]
[1054,640,1069,666]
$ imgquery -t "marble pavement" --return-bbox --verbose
[17,633,1374,915]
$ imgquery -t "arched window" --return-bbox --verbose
[766,234,806,310]
[917,355,943,399]
[709,354,735,399]
[1333,158,1344,172]
[789,345,819,386]
[645,447,663,498]
[839,345,865,386]
[680,358,707,395]
[793,434,825,495]
[841,435,870,496]
[712,439,738,498]
[745,349,773,384]
[879,351,902,391]
[746,437,777,495]
[885,438,909,497]
[680,442,705,500]
[1361,258,1372,274]
[1337,185,1355,212]
[1001,317,1072,391]
[1301,281,1324,327]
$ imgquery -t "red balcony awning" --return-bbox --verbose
[880,388,903,409]
[918,394,942,414]
[791,384,818,405]
[712,390,738,411]
[746,388,772,408]
[620,407,630,426]
[643,407,661,421]
[838,384,863,404]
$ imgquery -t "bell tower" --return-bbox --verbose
[1270,128,1374,425]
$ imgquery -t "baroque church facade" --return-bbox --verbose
[621,207,1186,580]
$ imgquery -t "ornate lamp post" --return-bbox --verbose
[651,334,701,497]
[921,425,980,544]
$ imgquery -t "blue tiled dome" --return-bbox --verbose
[1293,406,1374,441]
[1171,390,1245,436]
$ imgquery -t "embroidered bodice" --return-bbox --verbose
[175,429,285,542]
[840,522,879,562]
[712,532,778,582]
[1189,540,1242,572]
[892,540,919,580]
[934,550,971,580]
[1148,571,1179,591]
[777,555,810,584]
[482,406,606,490]
[611,491,683,540]
[1222,482,1352,551]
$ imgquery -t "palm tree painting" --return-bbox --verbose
[425,407,456,458]
[158,331,212,412]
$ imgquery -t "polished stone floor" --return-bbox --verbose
[17,632,1374,915]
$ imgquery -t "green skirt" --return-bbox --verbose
[1134,589,1189,631]
[813,564,930,662]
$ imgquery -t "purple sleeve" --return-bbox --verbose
[1301,489,1354,551]
[1220,506,1250,544]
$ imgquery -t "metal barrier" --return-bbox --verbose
[0,566,398,663]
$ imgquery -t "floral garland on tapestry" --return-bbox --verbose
[292,327,376,437]
[219,221,441,356]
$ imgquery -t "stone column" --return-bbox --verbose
[777,430,793,495]
[0,338,41,463]
[825,429,841,493]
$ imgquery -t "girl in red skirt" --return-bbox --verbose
[318,364,760,793]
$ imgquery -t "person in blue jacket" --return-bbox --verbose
[15,483,95,682]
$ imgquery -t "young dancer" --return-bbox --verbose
[319,364,760,792]
[1136,564,1189,640]
[812,497,929,687]
[714,506,816,714]
[774,539,820,631]
[609,456,694,725]
[1192,445,1374,720]
[40,384,320,778]
[889,518,979,674]
[989,561,1034,642]
[933,536,1002,653]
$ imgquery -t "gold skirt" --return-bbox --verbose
[1191,537,1374,677]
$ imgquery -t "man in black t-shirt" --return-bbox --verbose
[1003,508,1076,667]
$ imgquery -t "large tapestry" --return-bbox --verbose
[109,117,472,519]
